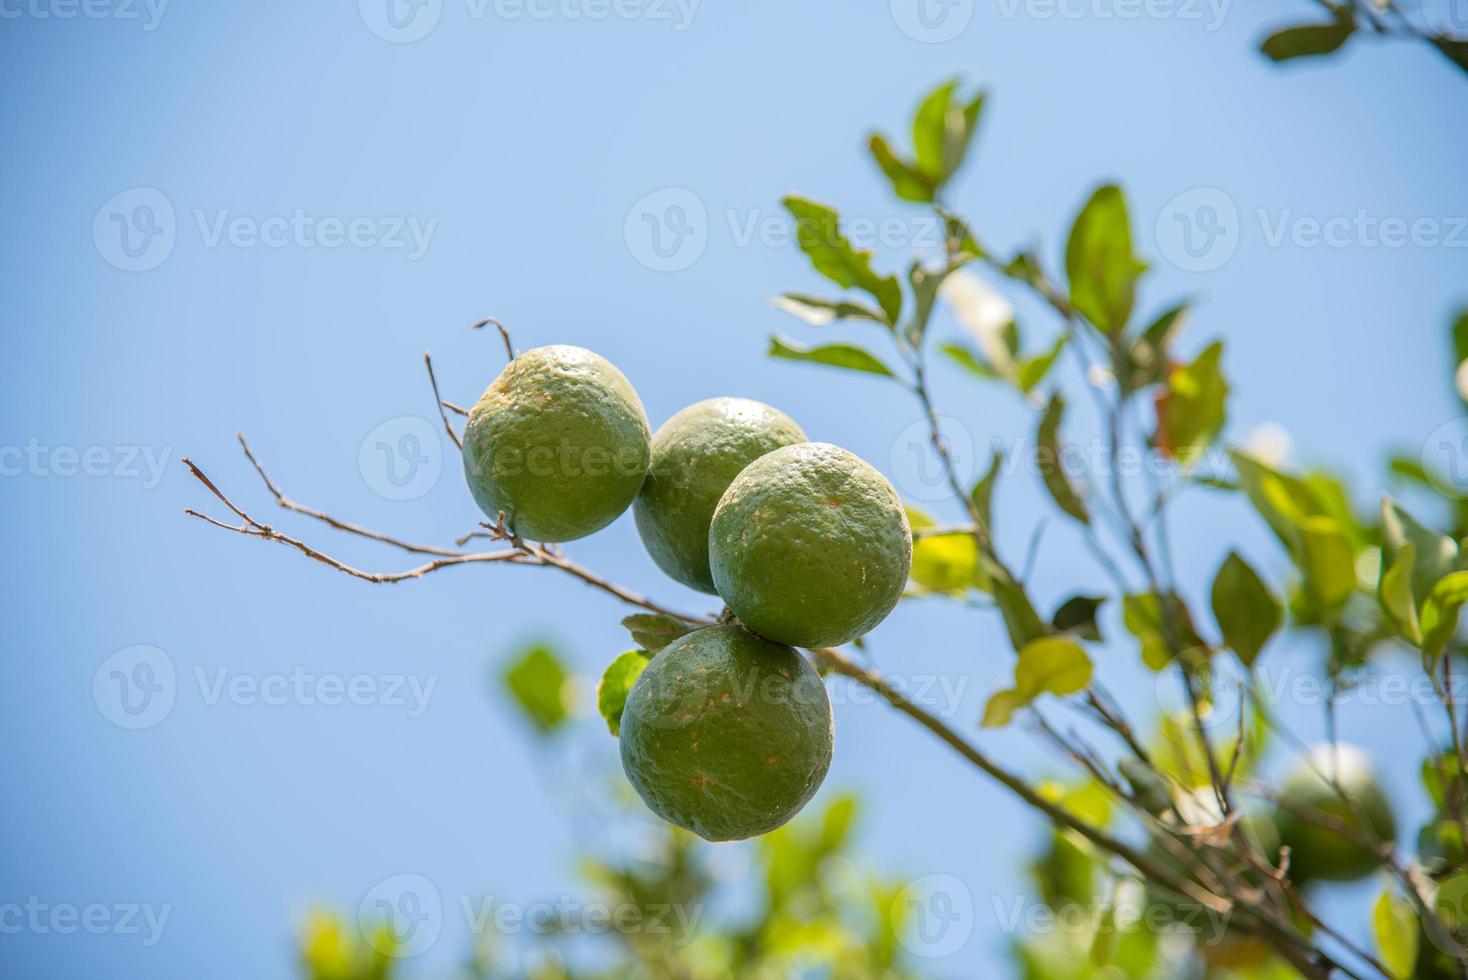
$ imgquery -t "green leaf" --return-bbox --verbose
[987,559,1048,650]
[1125,303,1189,391]
[768,335,897,378]
[1017,336,1068,394]
[1157,340,1228,463]
[867,134,935,203]
[1052,595,1105,641]
[782,197,902,324]
[772,293,889,327]
[596,649,651,736]
[907,506,979,593]
[1015,636,1093,698]
[980,688,1025,728]
[1422,571,1468,657]
[620,613,695,652]
[940,341,1000,379]
[1381,497,1460,602]
[502,644,570,735]
[1210,552,1281,666]
[970,449,1003,531]
[1036,394,1090,524]
[1299,515,1357,609]
[912,82,986,188]
[1261,10,1355,62]
[1124,593,1206,671]
[906,259,972,348]
[1379,542,1422,646]
[1065,184,1146,336]
[1372,888,1418,980]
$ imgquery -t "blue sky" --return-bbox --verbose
[2,1,1466,976]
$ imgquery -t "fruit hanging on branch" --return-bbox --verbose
[462,345,650,543]
[617,624,834,842]
[710,442,913,648]
[1272,742,1397,884]
[634,397,806,594]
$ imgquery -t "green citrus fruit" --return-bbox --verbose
[634,398,806,594]
[1273,743,1395,883]
[461,345,650,542]
[618,624,833,841]
[709,443,911,648]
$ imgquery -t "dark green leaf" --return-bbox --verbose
[768,335,897,378]
[1260,10,1355,62]
[782,196,903,324]
[1065,184,1146,336]
[940,342,1000,379]
[1052,595,1105,641]
[1118,757,1172,814]
[620,613,696,652]
[502,644,569,735]
[971,449,1003,530]
[772,293,889,327]
[987,558,1048,650]
[1437,37,1468,76]
[1210,552,1281,666]
[936,208,985,260]
[1037,394,1090,524]
[1126,303,1189,390]
[596,649,651,736]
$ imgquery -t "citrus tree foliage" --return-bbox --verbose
[1258,0,1468,76]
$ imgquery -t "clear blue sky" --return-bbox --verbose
[2,1,1466,976]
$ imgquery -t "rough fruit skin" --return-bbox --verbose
[634,398,806,594]
[709,443,911,648]
[618,624,833,842]
[461,346,650,543]
[1273,743,1395,883]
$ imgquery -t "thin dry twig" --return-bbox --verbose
[472,316,515,362]
[424,352,463,450]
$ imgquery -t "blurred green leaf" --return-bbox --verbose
[1372,887,1418,979]
[1299,515,1357,609]
[502,644,570,735]
[988,559,1049,650]
[1379,542,1422,645]
[1260,10,1355,62]
[596,649,651,736]
[1037,394,1090,524]
[1382,497,1459,601]
[868,134,935,202]
[908,506,979,594]
[1016,336,1067,394]
[1118,757,1172,814]
[1210,551,1281,666]
[620,614,695,652]
[1422,571,1468,657]
[980,688,1026,728]
[768,335,897,378]
[1014,636,1093,698]
[771,293,889,327]
[1051,595,1105,641]
[782,197,902,324]
[1125,303,1189,391]
[971,449,1003,531]
[941,341,1000,379]
[1065,184,1146,336]
[867,80,986,204]
[1156,340,1228,463]
[1124,592,1206,670]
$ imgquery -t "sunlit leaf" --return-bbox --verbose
[502,644,570,735]
[768,335,897,378]
[782,196,903,323]
[1015,636,1093,699]
[596,649,651,736]
[1372,887,1418,979]
[1156,340,1228,463]
[1065,184,1146,336]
